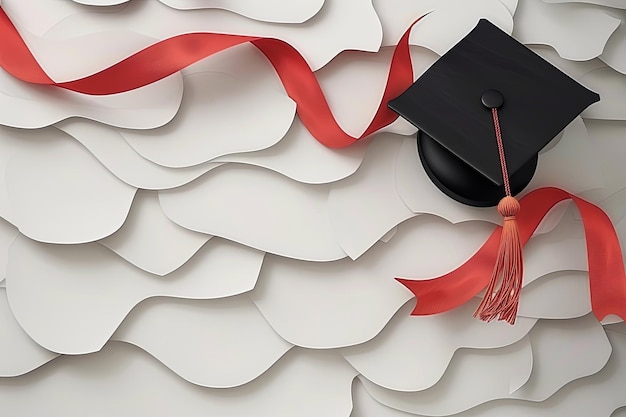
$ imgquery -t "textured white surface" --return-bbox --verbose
[38,0,383,72]
[0,1,625,416]
[112,297,293,388]
[57,120,224,190]
[6,234,263,354]
[581,68,626,120]
[159,0,325,23]
[513,0,620,60]
[120,72,296,168]
[214,119,369,185]
[5,128,137,243]
[99,190,212,276]
[328,134,416,259]
[374,0,514,53]
[0,218,17,280]
[73,0,326,24]
[361,337,535,415]
[600,10,626,74]
[0,289,58,376]
[0,345,358,417]
[159,164,347,261]
[341,301,536,392]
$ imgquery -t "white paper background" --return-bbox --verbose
[0,0,625,416]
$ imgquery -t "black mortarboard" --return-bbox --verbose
[388,19,599,207]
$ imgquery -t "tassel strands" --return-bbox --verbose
[474,196,523,323]
[473,108,524,324]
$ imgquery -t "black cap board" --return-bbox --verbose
[388,19,600,207]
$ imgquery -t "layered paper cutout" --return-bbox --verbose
[581,68,626,121]
[0,288,59,376]
[0,126,75,223]
[353,330,626,417]
[531,46,606,80]
[99,190,211,276]
[360,337,534,416]
[213,118,368,185]
[520,209,588,288]
[1,2,625,416]
[57,120,223,190]
[511,314,611,401]
[340,301,537,392]
[159,164,347,262]
[120,71,296,168]
[6,234,264,354]
[499,0,518,14]
[0,218,17,280]
[251,216,495,349]
[111,297,293,388]
[361,315,611,415]
[71,0,325,24]
[328,134,416,260]
[1,0,98,36]
[351,379,417,417]
[517,271,591,319]
[159,0,325,23]
[600,10,626,74]
[543,0,626,9]
[525,118,603,194]
[581,121,626,201]
[374,0,514,55]
[513,0,620,60]
[592,187,626,225]
[3,127,136,243]
[606,322,626,336]
[0,344,358,417]
[41,0,382,71]
[71,0,129,5]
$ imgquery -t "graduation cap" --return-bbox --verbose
[388,19,599,324]
[388,19,599,208]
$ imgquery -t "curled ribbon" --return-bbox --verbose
[0,7,417,148]
[397,187,626,322]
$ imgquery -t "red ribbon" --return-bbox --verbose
[0,7,417,149]
[397,187,626,322]
[1,8,625,321]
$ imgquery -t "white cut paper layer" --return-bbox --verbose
[6,234,264,354]
[0,345,358,417]
[112,297,293,388]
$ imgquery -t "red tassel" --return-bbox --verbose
[474,196,523,324]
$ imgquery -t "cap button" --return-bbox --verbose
[481,89,504,109]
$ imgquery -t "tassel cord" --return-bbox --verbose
[473,108,524,324]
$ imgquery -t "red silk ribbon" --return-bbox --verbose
[0,7,417,149]
[398,187,626,322]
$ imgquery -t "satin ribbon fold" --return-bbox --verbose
[397,187,626,322]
